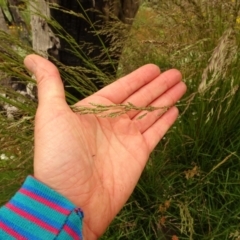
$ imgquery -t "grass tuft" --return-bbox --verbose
[0,1,240,239]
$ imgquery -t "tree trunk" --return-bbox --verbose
[30,0,60,58]
[0,0,36,118]
[48,0,140,100]
[0,7,9,33]
[1,0,140,101]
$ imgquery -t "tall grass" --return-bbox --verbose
[0,0,240,239]
[104,1,240,239]
[0,29,35,203]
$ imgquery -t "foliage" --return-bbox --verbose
[104,0,240,239]
[0,0,240,239]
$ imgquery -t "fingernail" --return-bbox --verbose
[24,55,37,74]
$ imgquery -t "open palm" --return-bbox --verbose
[24,55,186,239]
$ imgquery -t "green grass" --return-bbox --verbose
[103,1,240,239]
[1,1,240,239]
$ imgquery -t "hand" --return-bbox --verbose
[24,54,186,239]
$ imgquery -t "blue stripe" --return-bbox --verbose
[0,228,15,240]
[10,198,62,229]
[66,219,82,236]
[0,215,42,240]
[64,210,83,239]
[22,177,75,211]
[15,189,68,226]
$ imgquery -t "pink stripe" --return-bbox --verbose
[6,203,58,234]
[0,222,27,240]
[63,224,80,240]
[19,188,70,215]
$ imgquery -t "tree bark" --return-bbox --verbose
[0,7,9,33]
[1,0,140,101]
[30,0,60,58]
[0,1,36,118]
[48,0,140,100]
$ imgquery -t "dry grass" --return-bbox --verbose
[0,1,240,239]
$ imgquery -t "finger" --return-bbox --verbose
[94,64,160,103]
[134,81,187,133]
[143,106,179,152]
[24,54,67,108]
[123,69,182,119]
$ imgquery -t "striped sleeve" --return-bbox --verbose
[0,176,84,240]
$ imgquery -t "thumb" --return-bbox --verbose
[24,54,67,107]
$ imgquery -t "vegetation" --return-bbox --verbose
[1,0,240,239]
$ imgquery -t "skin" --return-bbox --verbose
[24,54,187,240]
